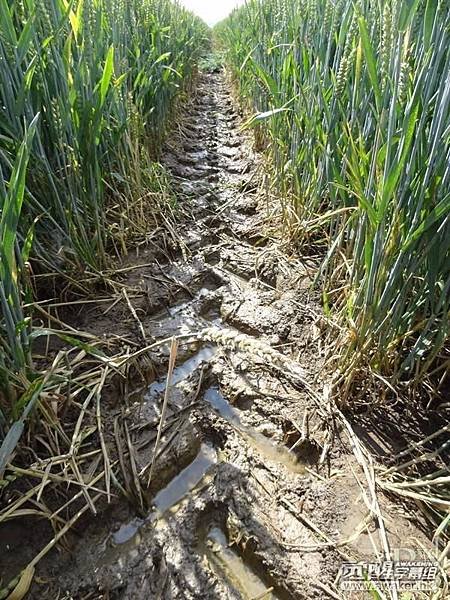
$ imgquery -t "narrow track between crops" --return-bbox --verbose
[4,69,437,600]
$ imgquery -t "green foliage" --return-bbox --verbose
[217,0,450,389]
[0,118,37,419]
[0,0,208,412]
[199,51,225,73]
[0,0,208,273]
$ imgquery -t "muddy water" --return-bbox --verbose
[68,68,319,600]
[202,527,279,600]
[92,69,318,599]
[204,388,305,474]
[147,346,216,397]
[113,444,217,545]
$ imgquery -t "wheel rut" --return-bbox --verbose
[32,70,434,600]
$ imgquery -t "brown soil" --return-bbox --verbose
[0,70,439,600]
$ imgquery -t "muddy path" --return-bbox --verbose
[9,70,433,600]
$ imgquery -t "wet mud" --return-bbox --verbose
[2,70,435,600]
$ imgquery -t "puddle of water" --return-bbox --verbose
[112,444,217,545]
[168,288,212,316]
[205,387,241,426]
[152,444,216,516]
[204,526,278,600]
[242,430,305,474]
[152,313,199,337]
[147,346,216,396]
[112,516,144,545]
[204,388,305,474]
